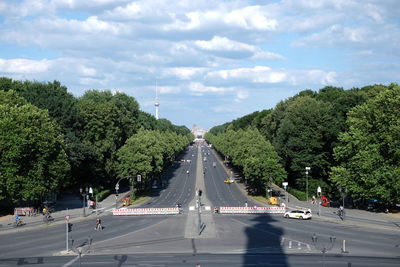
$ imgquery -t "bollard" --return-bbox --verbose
[341,240,348,253]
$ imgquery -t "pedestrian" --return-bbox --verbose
[95,218,102,230]
[245,201,248,207]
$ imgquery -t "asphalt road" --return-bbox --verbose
[1,142,399,267]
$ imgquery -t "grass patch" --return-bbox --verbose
[130,196,151,206]
[288,188,307,201]
[251,195,271,204]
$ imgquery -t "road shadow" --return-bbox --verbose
[243,214,288,266]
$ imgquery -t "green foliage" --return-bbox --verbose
[95,189,111,202]
[206,128,286,195]
[0,91,70,203]
[287,187,307,201]
[274,96,338,188]
[116,129,190,188]
[330,83,400,204]
[76,90,140,185]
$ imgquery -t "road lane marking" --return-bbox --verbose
[62,255,81,267]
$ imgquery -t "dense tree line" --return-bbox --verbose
[207,83,399,205]
[205,128,286,195]
[0,77,193,204]
[117,129,192,187]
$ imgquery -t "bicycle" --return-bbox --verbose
[43,215,54,225]
[13,219,25,227]
[337,208,345,220]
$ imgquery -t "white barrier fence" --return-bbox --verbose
[112,207,180,216]
[219,206,285,214]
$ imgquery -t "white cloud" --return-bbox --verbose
[78,65,97,76]
[207,66,287,83]
[207,66,336,86]
[158,86,181,94]
[189,82,232,95]
[0,58,51,73]
[234,90,249,103]
[164,5,277,32]
[105,2,141,19]
[195,36,254,52]
[163,67,206,80]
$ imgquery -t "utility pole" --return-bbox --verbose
[305,167,311,202]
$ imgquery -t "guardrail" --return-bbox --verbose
[112,208,180,216]
[219,206,285,214]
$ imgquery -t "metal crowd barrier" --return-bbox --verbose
[112,207,180,216]
[218,206,285,214]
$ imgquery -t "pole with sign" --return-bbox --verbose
[65,209,70,252]
[317,186,322,216]
[282,182,288,207]
[115,183,119,209]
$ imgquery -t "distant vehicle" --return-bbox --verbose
[152,181,158,189]
[268,197,278,205]
[284,210,312,220]
[213,162,216,168]
[224,178,235,184]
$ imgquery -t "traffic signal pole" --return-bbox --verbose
[66,209,69,252]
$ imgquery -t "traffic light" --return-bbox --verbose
[68,223,73,232]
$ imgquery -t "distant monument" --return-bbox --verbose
[192,124,207,139]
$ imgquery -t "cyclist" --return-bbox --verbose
[15,215,22,226]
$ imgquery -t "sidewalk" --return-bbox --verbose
[0,190,130,234]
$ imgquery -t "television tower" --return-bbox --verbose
[155,80,160,120]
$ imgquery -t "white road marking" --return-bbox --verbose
[62,255,81,267]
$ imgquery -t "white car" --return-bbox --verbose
[284,209,312,220]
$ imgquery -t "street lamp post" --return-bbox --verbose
[115,182,119,209]
[305,167,311,202]
[79,187,89,217]
[339,188,347,220]
[312,233,336,267]
[317,186,322,216]
[282,182,288,207]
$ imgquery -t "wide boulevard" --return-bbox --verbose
[0,142,399,266]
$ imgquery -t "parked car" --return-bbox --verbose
[284,209,312,220]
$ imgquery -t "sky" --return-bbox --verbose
[0,0,399,130]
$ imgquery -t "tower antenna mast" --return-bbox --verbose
[155,80,160,120]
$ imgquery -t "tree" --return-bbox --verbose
[205,128,286,195]
[274,96,337,190]
[0,91,70,203]
[117,129,191,189]
[330,83,400,204]
[76,90,140,185]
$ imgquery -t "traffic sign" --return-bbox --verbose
[137,175,141,182]
[65,215,70,221]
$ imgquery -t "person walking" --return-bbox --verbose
[95,218,102,230]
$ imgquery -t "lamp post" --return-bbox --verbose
[312,233,336,267]
[79,187,89,217]
[115,182,119,209]
[339,188,347,220]
[317,186,322,216]
[282,182,288,207]
[305,167,311,202]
